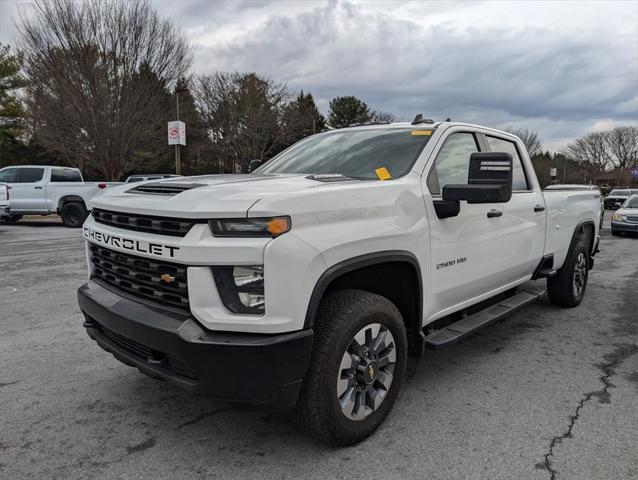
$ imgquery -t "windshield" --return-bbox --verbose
[609,189,630,197]
[256,128,433,180]
[623,196,638,209]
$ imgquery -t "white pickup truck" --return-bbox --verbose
[0,183,9,217]
[77,120,601,445]
[0,165,121,227]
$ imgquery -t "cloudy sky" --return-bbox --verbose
[1,0,637,151]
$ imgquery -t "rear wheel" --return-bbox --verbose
[293,289,407,445]
[60,202,88,228]
[547,238,589,308]
[1,214,23,224]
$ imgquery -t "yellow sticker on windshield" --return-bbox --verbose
[375,167,392,180]
[411,130,432,136]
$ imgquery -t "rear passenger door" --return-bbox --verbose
[422,129,509,318]
[484,135,545,283]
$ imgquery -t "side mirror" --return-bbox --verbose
[248,159,262,173]
[442,152,513,204]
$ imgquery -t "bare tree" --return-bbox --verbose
[561,131,612,176]
[505,127,543,157]
[195,72,292,171]
[20,0,190,180]
[604,126,638,170]
[370,110,395,124]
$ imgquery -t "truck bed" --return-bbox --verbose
[543,188,601,269]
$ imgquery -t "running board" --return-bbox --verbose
[424,288,545,349]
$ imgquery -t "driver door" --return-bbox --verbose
[422,130,508,319]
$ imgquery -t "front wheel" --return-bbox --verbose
[61,202,88,228]
[293,289,407,445]
[547,238,589,308]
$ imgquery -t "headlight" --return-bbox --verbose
[212,265,265,314]
[209,217,290,237]
[612,213,623,221]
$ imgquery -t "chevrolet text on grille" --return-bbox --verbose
[83,227,180,258]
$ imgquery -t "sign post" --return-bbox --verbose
[167,120,186,175]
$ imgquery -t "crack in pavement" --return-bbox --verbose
[177,407,230,429]
[538,343,638,480]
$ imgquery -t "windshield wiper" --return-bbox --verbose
[305,174,370,182]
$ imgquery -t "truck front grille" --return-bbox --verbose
[92,208,204,237]
[627,215,638,223]
[90,244,189,311]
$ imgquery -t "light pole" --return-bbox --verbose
[174,84,188,175]
[175,90,181,175]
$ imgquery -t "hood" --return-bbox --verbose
[90,173,364,218]
[616,207,638,216]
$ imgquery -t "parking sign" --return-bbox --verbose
[167,121,186,146]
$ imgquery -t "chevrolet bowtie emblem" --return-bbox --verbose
[160,273,176,283]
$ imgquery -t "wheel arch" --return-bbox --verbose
[304,251,424,357]
[573,219,596,256]
[57,195,87,212]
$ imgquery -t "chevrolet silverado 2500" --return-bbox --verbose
[0,165,121,227]
[77,121,601,445]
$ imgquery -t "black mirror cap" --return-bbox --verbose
[468,152,513,187]
[441,152,513,204]
[433,199,460,219]
[248,159,263,173]
[443,183,512,204]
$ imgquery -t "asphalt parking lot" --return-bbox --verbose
[1,216,637,480]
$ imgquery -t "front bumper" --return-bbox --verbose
[78,280,313,407]
[611,221,638,233]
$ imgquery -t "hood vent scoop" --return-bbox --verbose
[127,182,205,196]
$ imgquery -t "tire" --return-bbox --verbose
[60,202,88,228]
[611,229,621,236]
[293,289,407,445]
[1,214,23,224]
[547,238,589,308]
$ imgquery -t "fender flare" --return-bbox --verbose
[303,250,423,329]
[58,195,86,212]
[572,219,596,255]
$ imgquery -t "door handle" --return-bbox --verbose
[487,209,503,218]
[534,204,545,212]
[34,186,43,190]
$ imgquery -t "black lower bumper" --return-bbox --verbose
[78,281,313,407]
[611,221,638,233]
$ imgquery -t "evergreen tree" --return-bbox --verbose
[281,90,326,147]
[327,96,372,128]
[0,44,26,166]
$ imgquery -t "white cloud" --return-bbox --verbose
[1,0,637,151]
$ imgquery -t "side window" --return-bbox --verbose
[0,168,18,183]
[51,168,82,182]
[17,168,45,183]
[427,133,479,195]
[485,136,530,191]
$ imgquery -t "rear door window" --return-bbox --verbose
[51,168,82,182]
[0,168,19,182]
[17,168,45,183]
[485,136,530,191]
